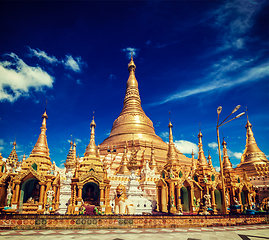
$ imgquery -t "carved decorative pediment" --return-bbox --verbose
[79,170,103,183]
[15,167,45,182]
[0,173,11,184]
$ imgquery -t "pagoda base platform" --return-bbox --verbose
[0,213,268,230]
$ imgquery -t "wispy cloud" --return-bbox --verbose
[28,47,86,73]
[28,47,58,64]
[210,0,266,50]
[154,57,269,105]
[122,47,139,58]
[0,53,54,102]
[63,55,85,73]
[160,132,169,139]
[154,40,180,49]
[174,140,198,155]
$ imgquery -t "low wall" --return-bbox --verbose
[0,214,268,230]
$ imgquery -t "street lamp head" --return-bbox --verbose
[235,112,245,118]
[232,105,241,114]
[217,106,222,114]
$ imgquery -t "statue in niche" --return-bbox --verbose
[234,197,240,205]
[46,187,55,206]
[84,185,98,205]
[6,185,12,207]
[28,183,40,203]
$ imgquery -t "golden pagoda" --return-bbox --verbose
[0,110,60,214]
[64,140,77,173]
[99,56,192,168]
[235,116,269,177]
[67,116,111,215]
[156,118,202,214]
[6,140,19,170]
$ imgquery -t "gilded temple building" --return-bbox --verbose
[67,116,111,215]
[235,116,269,202]
[0,110,60,214]
[0,57,268,215]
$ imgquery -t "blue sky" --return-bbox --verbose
[0,0,268,169]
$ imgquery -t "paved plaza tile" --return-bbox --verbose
[0,224,268,239]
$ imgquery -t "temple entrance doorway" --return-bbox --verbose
[20,178,40,204]
[82,182,100,206]
[181,186,189,212]
[241,192,246,205]
[214,189,222,212]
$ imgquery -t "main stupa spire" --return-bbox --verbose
[101,56,165,146]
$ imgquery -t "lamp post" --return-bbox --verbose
[216,105,245,214]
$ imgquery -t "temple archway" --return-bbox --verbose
[82,182,100,205]
[181,186,189,212]
[20,178,39,204]
[214,189,222,212]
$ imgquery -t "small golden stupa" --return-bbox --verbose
[235,115,269,177]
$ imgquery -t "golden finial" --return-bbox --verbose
[246,107,249,122]
[168,111,173,128]
[191,149,194,158]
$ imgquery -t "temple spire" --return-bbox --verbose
[191,149,196,171]
[167,114,177,164]
[239,113,268,164]
[84,115,97,157]
[6,140,19,167]
[117,143,130,175]
[197,128,208,166]
[149,142,157,170]
[222,138,233,170]
[30,110,50,160]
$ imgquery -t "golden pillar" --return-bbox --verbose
[13,181,21,205]
[169,181,176,213]
[211,188,217,214]
[39,182,46,205]
[176,184,181,210]
[100,186,104,203]
[190,186,194,213]
[77,184,83,205]
[161,185,168,213]
[56,186,60,209]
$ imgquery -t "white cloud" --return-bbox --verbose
[0,139,4,145]
[208,142,218,149]
[28,47,58,64]
[174,140,198,155]
[0,53,54,102]
[63,55,84,72]
[233,152,243,159]
[266,154,269,159]
[76,79,82,85]
[160,132,169,138]
[215,166,220,172]
[122,47,139,58]
[27,47,86,73]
